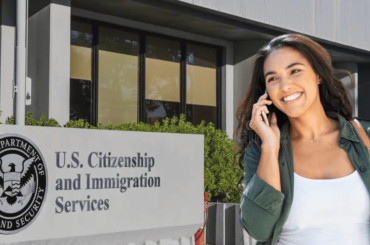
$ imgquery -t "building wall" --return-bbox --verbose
[28,5,51,119]
[177,0,370,52]
[48,3,70,123]
[27,2,71,124]
[3,0,369,134]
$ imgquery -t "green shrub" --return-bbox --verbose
[4,112,61,127]
[1,112,242,203]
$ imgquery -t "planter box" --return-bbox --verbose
[205,202,257,245]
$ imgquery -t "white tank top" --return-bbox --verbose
[276,170,370,245]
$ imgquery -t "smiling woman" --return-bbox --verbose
[235,34,370,245]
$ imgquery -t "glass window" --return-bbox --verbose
[70,21,93,123]
[145,36,181,124]
[98,26,140,126]
[70,19,220,128]
[186,43,217,125]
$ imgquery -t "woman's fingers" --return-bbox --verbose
[259,93,268,100]
[256,99,272,106]
[253,104,269,115]
[270,112,278,126]
[250,93,273,132]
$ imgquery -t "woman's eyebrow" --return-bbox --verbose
[286,62,305,69]
[264,62,305,78]
[264,71,276,78]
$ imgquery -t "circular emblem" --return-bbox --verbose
[0,134,47,234]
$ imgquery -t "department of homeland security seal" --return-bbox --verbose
[0,134,47,234]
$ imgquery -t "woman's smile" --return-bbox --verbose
[281,91,304,103]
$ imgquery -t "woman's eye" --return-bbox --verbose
[268,77,277,82]
[291,69,300,74]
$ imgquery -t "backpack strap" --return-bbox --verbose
[351,119,370,154]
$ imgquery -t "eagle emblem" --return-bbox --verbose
[0,134,47,234]
[0,154,36,207]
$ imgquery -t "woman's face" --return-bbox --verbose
[263,47,321,118]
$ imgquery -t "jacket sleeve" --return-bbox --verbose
[239,140,285,242]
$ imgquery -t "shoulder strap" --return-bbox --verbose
[351,119,370,154]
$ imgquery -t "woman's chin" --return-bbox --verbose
[281,107,305,118]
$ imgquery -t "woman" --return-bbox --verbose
[235,34,370,245]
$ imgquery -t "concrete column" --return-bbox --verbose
[27,5,50,120]
[233,40,269,131]
[333,63,358,117]
[223,45,234,138]
[0,0,16,122]
[27,0,70,124]
[48,2,70,124]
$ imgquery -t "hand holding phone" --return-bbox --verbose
[249,89,280,149]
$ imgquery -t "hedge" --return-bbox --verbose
[1,112,242,203]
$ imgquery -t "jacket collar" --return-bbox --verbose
[280,111,359,143]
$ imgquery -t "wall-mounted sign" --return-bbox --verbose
[0,134,47,234]
[0,126,204,245]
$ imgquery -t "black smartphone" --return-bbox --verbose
[264,89,278,125]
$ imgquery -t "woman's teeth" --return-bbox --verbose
[283,92,302,102]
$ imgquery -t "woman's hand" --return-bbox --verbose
[249,94,282,193]
[249,93,281,152]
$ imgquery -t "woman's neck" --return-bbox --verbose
[288,107,335,140]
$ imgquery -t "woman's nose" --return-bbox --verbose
[280,75,293,91]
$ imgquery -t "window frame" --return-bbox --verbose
[71,16,223,128]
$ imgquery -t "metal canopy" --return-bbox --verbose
[70,0,274,42]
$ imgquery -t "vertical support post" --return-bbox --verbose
[15,0,27,125]
[48,2,71,124]
[139,33,146,123]
[180,40,187,116]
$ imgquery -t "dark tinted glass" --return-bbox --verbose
[70,21,93,123]
[70,79,92,121]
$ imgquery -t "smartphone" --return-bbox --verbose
[262,89,270,126]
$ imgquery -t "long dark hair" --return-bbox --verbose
[234,34,353,163]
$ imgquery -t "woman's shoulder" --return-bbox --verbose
[357,118,370,138]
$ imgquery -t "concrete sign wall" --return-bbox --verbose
[0,126,204,245]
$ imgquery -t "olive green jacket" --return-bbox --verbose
[239,111,370,245]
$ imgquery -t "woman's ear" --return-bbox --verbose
[317,75,321,84]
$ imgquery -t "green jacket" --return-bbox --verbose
[239,111,370,245]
